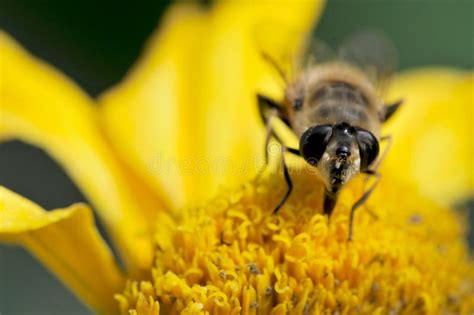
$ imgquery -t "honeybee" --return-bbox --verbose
[257,31,403,240]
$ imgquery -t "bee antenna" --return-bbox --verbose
[261,51,289,84]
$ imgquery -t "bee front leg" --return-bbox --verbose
[273,145,293,214]
[323,190,338,217]
[257,108,300,177]
[358,134,392,220]
[348,170,381,241]
[258,108,279,175]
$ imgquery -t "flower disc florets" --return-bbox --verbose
[117,172,474,314]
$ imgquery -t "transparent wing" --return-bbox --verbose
[337,30,398,94]
[255,26,397,96]
[298,36,337,72]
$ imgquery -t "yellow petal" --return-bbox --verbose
[0,31,170,273]
[0,186,123,314]
[99,1,325,210]
[383,68,473,204]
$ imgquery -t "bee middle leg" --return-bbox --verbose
[273,145,293,214]
[257,108,279,177]
[348,170,381,241]
[257,107,300,176]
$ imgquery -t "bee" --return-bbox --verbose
[257,31,403,240]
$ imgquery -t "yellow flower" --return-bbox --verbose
[119,174,474,314]
[0,1,472,314]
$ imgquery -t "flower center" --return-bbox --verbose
[117,172,474,314]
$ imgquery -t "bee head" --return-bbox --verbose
[300,123,379,192]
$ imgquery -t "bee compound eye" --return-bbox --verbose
[299,125,333,165]
[356,129,379,170]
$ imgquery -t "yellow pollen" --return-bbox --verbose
[116,172,474,314]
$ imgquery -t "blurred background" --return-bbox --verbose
[0,0,472,314]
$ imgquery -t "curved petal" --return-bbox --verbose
[99,1,326,210]
[382,68,473,204]
[0,187,123,314]
[0,31,172,273]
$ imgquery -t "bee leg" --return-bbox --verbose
[262,108,279,168]
[256,108,279,178]
[348,170,381,241]
[323,190,338,217]
[379,100,403,122]
[286,147,301,156]
[359,135,391,219]
[273,145,293,214]
[257,110,300,177]
[257,94,288,126]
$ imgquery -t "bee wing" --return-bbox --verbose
[256,26,396,90]
[299,36,337,70]
[337,30,398,95]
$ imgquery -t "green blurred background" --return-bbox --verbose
[0,0,472,314]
